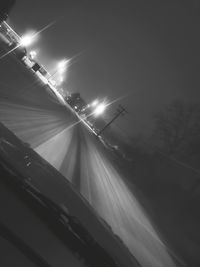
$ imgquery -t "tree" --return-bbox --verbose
[152,100,200,157]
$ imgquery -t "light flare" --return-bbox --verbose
[20,32,37,47]
[93,102,107,117]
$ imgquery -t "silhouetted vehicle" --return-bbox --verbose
[65,93,87,113]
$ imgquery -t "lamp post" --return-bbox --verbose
[97,105,127,136]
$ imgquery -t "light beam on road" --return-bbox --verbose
[0,39,178,267]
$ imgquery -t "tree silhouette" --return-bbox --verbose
[152,100,200,157]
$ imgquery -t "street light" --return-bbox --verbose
[57,59,69,73]
[93,102,107,117]
[56,58,70,84]
[91,99,99,107]
[48,58,70,86]
[20,33,36,47]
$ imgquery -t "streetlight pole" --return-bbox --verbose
[97,105,127,136]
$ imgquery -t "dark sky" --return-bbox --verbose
[8,0,200,136]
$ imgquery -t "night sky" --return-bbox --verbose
[8,0,200,136]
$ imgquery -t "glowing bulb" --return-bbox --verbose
[91,99,99,107]
[93,102,107,116]
[57,59,69,72]
[20,34,35,47]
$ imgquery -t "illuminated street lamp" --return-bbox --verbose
[20,33,36,47]
[57,59,69,73]
[48,58,70,85]
[91,99,99,107]
[93,102,107,117]
[56,58,70,84]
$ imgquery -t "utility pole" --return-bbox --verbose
[97,105,127,136]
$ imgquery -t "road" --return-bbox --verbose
[0,41,177,267]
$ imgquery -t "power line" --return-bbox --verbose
[97,105,128,136]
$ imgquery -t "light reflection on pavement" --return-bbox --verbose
[0,50,177,267]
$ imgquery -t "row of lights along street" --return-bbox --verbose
[0,21,126,137]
